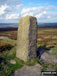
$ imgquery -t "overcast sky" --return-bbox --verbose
[0,0,57,23]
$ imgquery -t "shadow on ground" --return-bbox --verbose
[0,44,14,53]
[36,45,54,59]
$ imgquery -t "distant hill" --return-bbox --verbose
[38,23,57,27]
[0,23,57,31]
[0,23,18,28]
[0,27,18,32]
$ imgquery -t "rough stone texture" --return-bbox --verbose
[41,52,57,64]
[14,64,42,76]
[16,16,37,61]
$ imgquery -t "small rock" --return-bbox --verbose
[10,60,16,64]
[41,52,57,64]
[48,50,52,53]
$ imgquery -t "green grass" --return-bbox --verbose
[8,64,23,71]
[41,64,48,72]
[26,58,38,66]
[0,47,16,59]
[5,39,16,46]
[50,47,57,58]
[55,66,57,71]
[0,38,57,76]
[0,63,23,76]
[51,46,57,51]
[0,46,24,76]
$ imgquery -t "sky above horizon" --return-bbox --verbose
[0,0,57,23]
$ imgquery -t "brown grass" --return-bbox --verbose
[0,27,57,47]
[0,31,17,40]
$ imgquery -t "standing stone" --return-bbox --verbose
[16,16,37,62]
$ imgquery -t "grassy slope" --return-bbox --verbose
[0,39,25,76]
[38,28,57,47]
[0,27,57,75]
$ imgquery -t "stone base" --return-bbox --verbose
[14,64,41,76]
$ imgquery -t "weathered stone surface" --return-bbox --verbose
[14,64,42,76]
[41,52,57,64]
[16,16,37,61]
